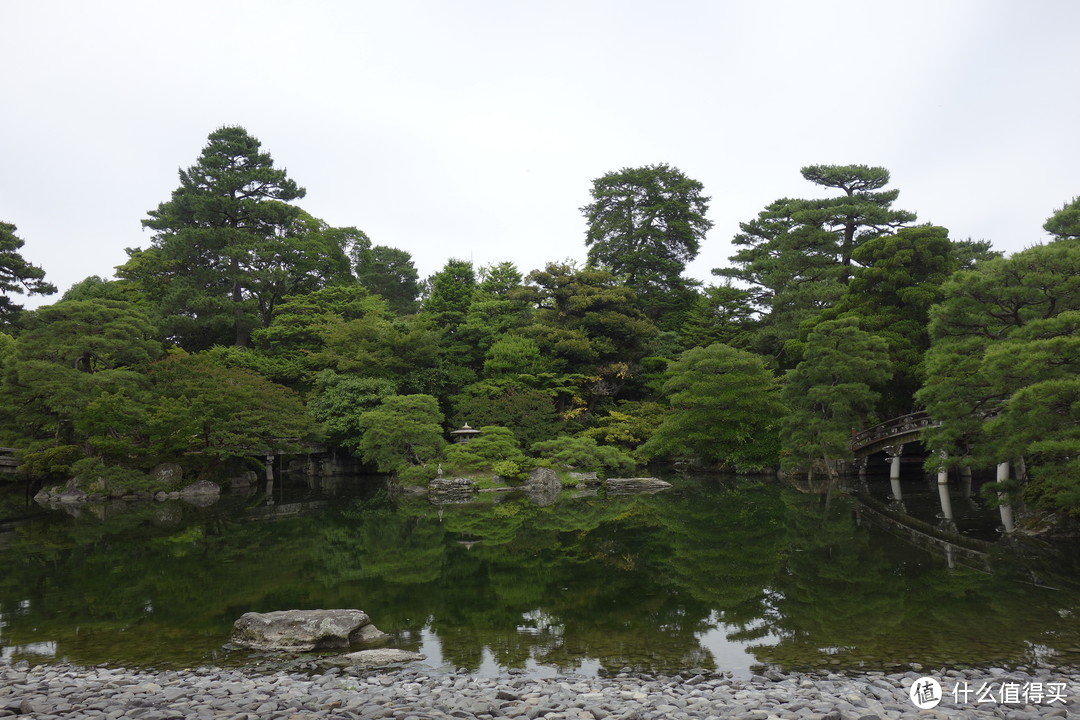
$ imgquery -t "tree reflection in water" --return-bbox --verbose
[1,475,1079,675]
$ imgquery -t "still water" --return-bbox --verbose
[2,473,1079,678]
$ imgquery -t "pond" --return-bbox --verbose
[2,472,1079,678]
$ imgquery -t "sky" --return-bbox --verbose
[3,0,1079,306]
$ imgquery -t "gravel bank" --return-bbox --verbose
[1,660,1076,719]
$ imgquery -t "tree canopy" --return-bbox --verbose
[0,221,56,326]
[120,126,351,348]
[5,133,1080,523]
[582,164,712,328]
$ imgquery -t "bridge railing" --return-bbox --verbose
[851,412,940,454]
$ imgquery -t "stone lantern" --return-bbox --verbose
[449,423,481,444]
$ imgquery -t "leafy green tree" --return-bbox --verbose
[582,164,712,327]
[444,426,529,476]
[518,262,652,371]
[803,225,997,416]
[423,258,477,328]
[680,284,757,350]
[245,285,386,385]
[312,307,452,398]
[521,262,657,413]
[354,244,421,315]
[579,400,666,453]
[639,343,784,469]
[917,239,1080,513]
[1044,195,1080,241]
[120,126,351,348]
[530,435,636,474]
[0,299,162,466]
[459,262,533,364]
[0,332,13,369]
[717,165,915,363]
[307,372,398,454]
[482,335,548,378]
[780,317,892,478]
[144,351,316,461]
[358,394,447,474]
[0,221,56,325]
[450,381,562,448]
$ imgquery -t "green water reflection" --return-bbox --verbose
[2,476,1079,676]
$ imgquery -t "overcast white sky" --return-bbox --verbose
[3,1,1078,306]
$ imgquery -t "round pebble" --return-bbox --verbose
[0,660,1076,719]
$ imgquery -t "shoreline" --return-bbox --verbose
[2,660,1076,719]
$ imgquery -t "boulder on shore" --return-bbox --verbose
[232,609,387,651]
[150,462,184,486]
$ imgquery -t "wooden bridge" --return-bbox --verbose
[850,412,940,458]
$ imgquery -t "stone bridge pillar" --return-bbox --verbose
[997,461,1015,533]
[885,444,904,501]
[936,454,955,531]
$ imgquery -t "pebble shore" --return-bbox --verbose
[1,660,1076,720]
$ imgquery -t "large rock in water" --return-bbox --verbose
[605,477,672,495]
[523,467,562,506]
[232,609,382,651]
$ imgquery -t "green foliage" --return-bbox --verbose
[680,284,757,350]
[0,332,13,368]
[804,224,994,416]
[458,263,533,365]
[520,262,657,414]
[582,164,711,328]
[354,244,421,315]
[307,372,398,453]
[918,239,1080,512]
[530,435,636,474]
[639,343,784,469]
[444,426,529,475]
[483,335,548,377]
[358,394,446,473]
[16,444,84,482]
[120,126,351,349]
[451,381,562,447]
[1044,195,1080,241]
[580,400,667,452]
[69,457,159,494]
[717,165,915,365]
[0,221,56,326]
[423,258,476,328]
[781,318,892,477]
[0,299,162,448]
[144,351,316,462]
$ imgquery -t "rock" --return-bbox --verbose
[604,477,671,495]
[180,480,220,496]
[524,467,561,491]
[180,480,221,506]
[150,462,184,486]
[523,467,562,506]
[330,649,427,668]
[231,609,373,651]
[567,471,600,487]
[353,623,391,644]
[429,477,477,495]
[56,486,88,503]
[230,471,258,489]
